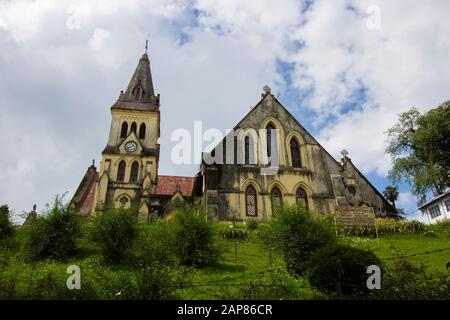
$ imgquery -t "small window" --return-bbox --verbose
[348,186,356,195]
[429,206,441,219]
[130,122,137,134]
[296,187,308,209]
[271,187,282,213]
[133,84,145,101]
[130,162,139,182]
[245,185,258,217]
[139,123,146,139]
[119,196,129,205]
[266,123,275,158]
[244,136,255,165]
[445,199,450,212]
[117,161,126,182]
[120,122,128,138]
[290,137,301,168]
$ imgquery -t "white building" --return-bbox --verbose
[418,190,450,224]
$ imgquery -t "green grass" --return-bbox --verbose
[1,221,449,299]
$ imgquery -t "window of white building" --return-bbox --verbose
[444,199,450,212]
[429,205,441,219]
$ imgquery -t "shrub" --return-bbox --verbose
[0,205,14,241]
[246,219,258,231]
[26,196,81,261]
[262,204,336,277]
[172,205,220,266]
[369,249,450,300]
[339,218,430,237]
[307,244,382,295]
[128,225,187,299]
[222,225,249,240]
[91,208,138,264]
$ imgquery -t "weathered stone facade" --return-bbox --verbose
[196,87,396,221]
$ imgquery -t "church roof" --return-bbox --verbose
[111,51,159,111]
[70,162,98,215]
[156,175,194,197]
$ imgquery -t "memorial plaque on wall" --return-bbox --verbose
[335,205,375,226]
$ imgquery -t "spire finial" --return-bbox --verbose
[145,40,148,53]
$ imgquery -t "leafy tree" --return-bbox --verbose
[382,186,399,208]
[386,102,450,203]
[26,195,81,261]
[0,204,14,241]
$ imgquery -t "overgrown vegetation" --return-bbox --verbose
[90,208,138,263]
[0,197,448,300]
[25,195,81,261]
[0,205,14,242]
[172,205,221,267]
[262,204,336,277]
[339,218,430,237]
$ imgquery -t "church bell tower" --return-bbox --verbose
[92,45,160,215]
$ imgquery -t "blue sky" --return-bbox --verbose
[1,0,449,223]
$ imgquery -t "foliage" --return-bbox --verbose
[369,248,450,300]
[245,219,258,231]
[127,221,187,299]
[172,205,221,267]
[382,186,399,207]
[90,208,138,264]
[386,102,450,203]
[222,225,249,240]
[307,244,382,295]
[25,195,81,261]
[262,204,336,277]
[338,218,430,237]
[0,204,14,242]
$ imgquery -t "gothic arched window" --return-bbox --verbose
[120,122,128,138]
[271,186,282,213]
[117,161,126,182]
[245,185,257,217]
[244,136,250,165]
[133,84,144,101]
[139,123,146,139]
[290,137,301,168]
[266,123,275,158]
[296,187,308,209]
[130,161,139,182]
[130,122,137,134]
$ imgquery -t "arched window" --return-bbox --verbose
[271,187,282,213]
[244,136,250,164]
[245,185,257,217]
[117,161,126,182]
[130,122,137,134]
[290,138,301,168]
[139,123,146,139]
[130,162,139,182]
[120,122,128,138]
[296,187,308,209]
[266,123,275,158]
[133,84,144,101]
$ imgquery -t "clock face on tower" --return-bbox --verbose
[125,141,137,153]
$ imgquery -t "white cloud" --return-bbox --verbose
[0,0,449,220]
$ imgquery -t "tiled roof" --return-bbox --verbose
[156,175,194,197]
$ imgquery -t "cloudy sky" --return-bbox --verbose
[1,0,449,223]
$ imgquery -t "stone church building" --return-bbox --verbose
[71,49,396,221]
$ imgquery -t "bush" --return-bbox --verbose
[368,249,450,300]
[0,205,14,241]
[245,219,258,231]
[307,244,382,295]
[26,196,81,261]
[91,208,137,264]
[339,218,430,237]
[262,205,336,277]
[222,225,249,240]
[172,206,220,266]
[128,223,187,300]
